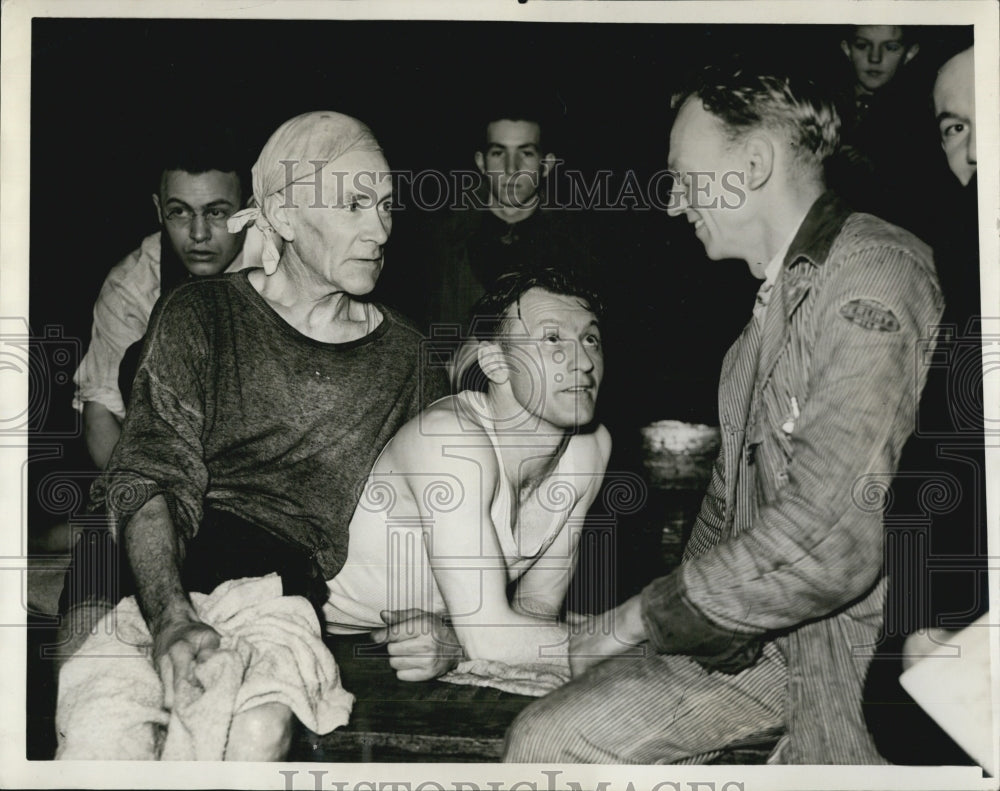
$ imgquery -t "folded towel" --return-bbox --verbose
[440,658,570,697]
[56,574,353,760]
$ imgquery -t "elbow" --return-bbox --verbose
[808,525,885,611]
[840,554,884,606]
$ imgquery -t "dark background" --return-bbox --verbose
[26,12,969,565]
[28,17,965,429]
[23,16,976,761]
[26,15,973,551]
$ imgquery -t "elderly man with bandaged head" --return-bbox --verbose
[55,112,449,761]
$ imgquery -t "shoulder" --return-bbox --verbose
[822,214,943,320]
[101,232,161,293]
[390,395,500,474]
[534,208,601,266]
[568,423,612,470]
[379,304,427,343]
[594,423,612,459]
[536,206,593,239]
[396,394,489,446]
[833,213,935,278]
[161,272,236,309]
[146,274,237,338]
[371,305,450,400]
[840,213,931,253]
[376,305,435,365]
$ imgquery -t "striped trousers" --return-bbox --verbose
[503,641,786,764]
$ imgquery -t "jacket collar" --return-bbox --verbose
[783,191,852,272]
[777,192,852,319]
[754,192,852,393]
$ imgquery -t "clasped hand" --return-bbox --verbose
[371,608,464,682]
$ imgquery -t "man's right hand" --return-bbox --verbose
[152,616,221,709]
[372,608,463,682]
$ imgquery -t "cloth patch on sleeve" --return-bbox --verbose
[838,299,900,332]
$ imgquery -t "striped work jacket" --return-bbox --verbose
[640,192,944,763]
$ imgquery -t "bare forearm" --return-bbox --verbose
[82,401,122,469]
[609,595,648,645]
[453,610,568,666]
[122,495,197,641]
[568,596,648,675]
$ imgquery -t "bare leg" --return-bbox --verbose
[226,702,294,761]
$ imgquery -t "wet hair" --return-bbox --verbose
[468,266,604,345]
[671,61,841,177]
[458,266,603,394]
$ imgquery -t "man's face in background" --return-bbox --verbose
[475,119,554,209]
[153,169,244,275]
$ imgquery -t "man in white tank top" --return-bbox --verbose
[326,268,611,679]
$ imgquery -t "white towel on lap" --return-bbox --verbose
[56,574,353,760]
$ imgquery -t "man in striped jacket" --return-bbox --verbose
[504,65,943,764]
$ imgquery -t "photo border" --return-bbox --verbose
[2,1,997,788]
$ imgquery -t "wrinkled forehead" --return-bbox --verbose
[284,148,392,206]
[508,287,598,333]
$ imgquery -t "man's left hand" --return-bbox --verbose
[372,609,464,682]
[568,597,648,676]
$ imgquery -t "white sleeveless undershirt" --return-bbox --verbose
[323,391,580,633]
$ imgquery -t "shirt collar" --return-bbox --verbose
[762,227,795,288]
[224,248,247,273]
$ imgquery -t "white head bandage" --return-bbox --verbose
[227,111,382,274]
